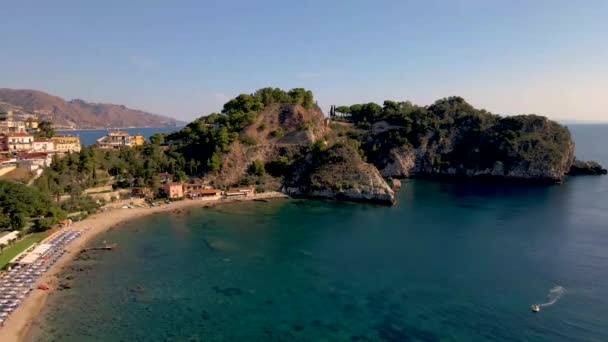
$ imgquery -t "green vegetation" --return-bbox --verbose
[332,96,572,176]
[240,135,257,146]
[167,87,317,175]
[0,180,65,231]
[0,231,51,269]
[270,127,285,138]
[35,120,55,138]
[249,160,266,176]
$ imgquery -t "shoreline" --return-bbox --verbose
[0,191,288,342]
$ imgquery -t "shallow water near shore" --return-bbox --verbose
[27,125,608,341]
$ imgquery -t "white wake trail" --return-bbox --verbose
[538,286,566,307]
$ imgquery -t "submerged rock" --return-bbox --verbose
[568,159,608,175]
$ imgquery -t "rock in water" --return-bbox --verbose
[390,178,402,189]
[568,159,608,175]
[284,144,395,205]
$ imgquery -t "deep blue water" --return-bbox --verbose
[28,125,608,341]
[57,127,180,146]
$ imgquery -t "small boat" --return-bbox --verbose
[531,304,540,312]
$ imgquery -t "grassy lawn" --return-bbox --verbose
[0,231,51,269]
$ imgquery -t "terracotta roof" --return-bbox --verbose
[6,132,33,137]
[17,152,51,159]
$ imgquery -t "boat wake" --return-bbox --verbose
[538,286,566,307]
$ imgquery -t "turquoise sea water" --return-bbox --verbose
[28,125,608,341]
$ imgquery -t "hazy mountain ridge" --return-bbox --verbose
[0,88,183,129]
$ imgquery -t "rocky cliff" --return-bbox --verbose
[169,91,604,205]
[283,144,395,204]
[168,88,394,204]
[352,98,592,184]
[568,159,608,175]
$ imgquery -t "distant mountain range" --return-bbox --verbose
[0,88,184,129]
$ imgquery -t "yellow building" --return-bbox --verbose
[133,133,144,146]
[51,134,81,153]
[96,131,145,149]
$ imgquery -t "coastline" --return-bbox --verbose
[0,191,288,342]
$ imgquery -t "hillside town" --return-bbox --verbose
[0,107,81,179]
[0,105,153,182]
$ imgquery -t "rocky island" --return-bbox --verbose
[160,88,605,204]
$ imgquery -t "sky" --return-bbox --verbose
[1,0,607,122]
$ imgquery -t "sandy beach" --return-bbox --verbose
[0,192,287,342]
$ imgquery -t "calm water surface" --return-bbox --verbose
[57,127,179,146]
[28,125,608,341]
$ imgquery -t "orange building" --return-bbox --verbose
[163,182,184,199]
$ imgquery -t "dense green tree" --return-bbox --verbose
[0,180,64,231]
[35,120,55,138]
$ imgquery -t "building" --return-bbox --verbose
[51,135,81,153]
[17,152,53,172]
[96,131,144,149]
[133,133,144,146]
[183,179,205,196]
[225,186,255,197]
[1,132,34,152]
[187,188,222,198]
[24,118,39,134]
[32,138,55,151]
[0,109,27,133]
[158,172,172,184]
[163,182,184,199]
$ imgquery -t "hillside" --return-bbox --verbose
[166,87,396,204]
[0,88,182,129]
[334,97,594,183]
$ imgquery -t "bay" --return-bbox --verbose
[57,127,180,147]
[28,124,608,341]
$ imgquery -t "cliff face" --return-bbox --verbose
[365,112,577,183]
[283,144,395,204]
[212,103,326,186]
[212,104,394,204]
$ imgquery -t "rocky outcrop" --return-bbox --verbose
[369,115,580,183]
[568,159,608,175]
[284,144,395,205]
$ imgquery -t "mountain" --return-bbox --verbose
[0,88,183,129]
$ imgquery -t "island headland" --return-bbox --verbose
[161,88,605,204]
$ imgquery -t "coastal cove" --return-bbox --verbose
[0,192,287,342]
[25,175,608,341]
[13,125,608,341]
[0,124,605,341]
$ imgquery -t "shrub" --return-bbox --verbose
[270,128,285,138]
[249,160,266,176]
[240,135,257,146]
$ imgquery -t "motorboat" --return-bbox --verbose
[531,304,540,313]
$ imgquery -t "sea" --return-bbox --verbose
[27,124,608,341]
[57,127,180,146]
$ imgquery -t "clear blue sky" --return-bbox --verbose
[1,0,607,122]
